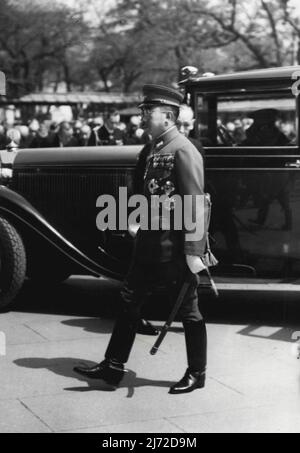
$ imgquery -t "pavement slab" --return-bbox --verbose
[0,399,52,433]
[0,275,300,433]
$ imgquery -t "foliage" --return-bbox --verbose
[1,0,300,96]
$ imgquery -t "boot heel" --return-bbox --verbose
[169,370,206,394]
[195,373,206,389]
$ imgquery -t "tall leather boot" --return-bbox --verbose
[169,320,207,394]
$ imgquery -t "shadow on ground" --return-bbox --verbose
[14,357,174,398]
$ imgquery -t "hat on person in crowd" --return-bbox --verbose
[93,117,104,127]
[74,120,83,130]
[6,128,21,149]
[49,121,59,132]
[130,115,141,126]
[81,124,91,139]
[139,84,184,108]
[28,119,40,132]
[17,125,30,138]
[249,109,279,125]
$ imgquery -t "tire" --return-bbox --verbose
[0,217,26,310]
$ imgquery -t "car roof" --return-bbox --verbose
[0,71,5,95]
[180,65,300,92]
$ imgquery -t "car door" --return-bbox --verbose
[194,91,300,279]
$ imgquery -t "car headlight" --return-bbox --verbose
[0,149,15,185]
[0,163,12,185]
[0,167,13,181]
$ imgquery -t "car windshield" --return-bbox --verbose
[196,92,297,148]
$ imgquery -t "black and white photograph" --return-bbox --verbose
[1,0,300,436]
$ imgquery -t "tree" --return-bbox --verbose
[0,0,89,96]
[2,0,300,97]
[183,0,300,70]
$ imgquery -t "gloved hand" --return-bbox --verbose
[186,255,206,274]
[128,223,140,238]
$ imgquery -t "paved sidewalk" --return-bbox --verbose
[0,276,299,433]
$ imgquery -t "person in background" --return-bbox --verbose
[49,121,59,138]
[17,125,32,149]
[51,121,79,147]
[30,122,52,148]
[242,109,292,230]
[88,110,126,146]
[232,119,246,144]
[126,115,150,145]
[88,116,104,146]
[0,124,6,150]
[73,120,83,143]
[6,128,21,150]
[177,104,205,160]
[0,128,20,180]
[79,124,92,146]
[242,109,289,146]
[28,119,40,145]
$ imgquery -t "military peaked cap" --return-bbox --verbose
[139,84,184,108]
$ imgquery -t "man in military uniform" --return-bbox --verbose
[74,84,208,394]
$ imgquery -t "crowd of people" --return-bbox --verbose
[217,116,296,146]
[0,105,297,152]
[0,109,151,151]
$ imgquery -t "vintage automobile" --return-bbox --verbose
[1,66,300,309]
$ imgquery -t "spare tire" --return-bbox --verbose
[0,217,26,310]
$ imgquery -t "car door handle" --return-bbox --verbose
[285,160,300,168]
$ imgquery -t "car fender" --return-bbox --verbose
[0,185,123,280]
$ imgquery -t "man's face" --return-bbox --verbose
[177,107,195,137]
[60,123,73,142]
[81,126,91,141]
[177,119,194,137]
[39,123,48,138]
[108,114,120,128]
[140,106,168,137]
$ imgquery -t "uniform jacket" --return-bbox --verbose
[133,126,206,263]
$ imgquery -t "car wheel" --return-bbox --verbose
[0,217,26,310]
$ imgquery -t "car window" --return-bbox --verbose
[196,93,297,148]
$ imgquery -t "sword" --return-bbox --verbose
[150,266,218,355]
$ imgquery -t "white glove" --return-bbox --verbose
[128,223,140,238]
[186,255,206,274]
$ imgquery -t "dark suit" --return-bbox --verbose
[88,124,126,146]
[49,134,80,148]
[105,126,206,369]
